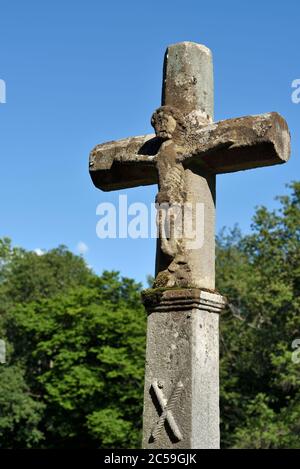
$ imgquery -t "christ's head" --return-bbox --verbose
[151,105,185,142]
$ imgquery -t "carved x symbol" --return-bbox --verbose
[151,379,183,442]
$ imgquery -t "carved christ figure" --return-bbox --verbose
[151,105,192,288]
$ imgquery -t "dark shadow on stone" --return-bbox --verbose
[90,159,158,191]
[138,137,162,156]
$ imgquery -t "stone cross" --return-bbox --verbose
[89,42,290,449]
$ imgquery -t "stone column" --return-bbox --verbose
[142,289,226,449]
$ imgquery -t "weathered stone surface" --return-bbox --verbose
[184,170,216,289]
[142,289,226,449]
[180,112,291,174]
[153,41,216,291]
[142,288,227,313]
[89,134,158,191]
[89,113,290,191]
[162,42,214,123]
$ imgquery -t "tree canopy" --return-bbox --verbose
[217,182,300,448]
[0,245,146,448]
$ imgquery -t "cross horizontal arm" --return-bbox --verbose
[179,112,290,174]
[89,134,159,191]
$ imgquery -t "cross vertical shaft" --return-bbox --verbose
[143,43,224,449]
[154,43,216,290]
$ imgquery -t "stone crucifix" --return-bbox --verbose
[89,42,290,449]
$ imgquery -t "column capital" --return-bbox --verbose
[142,288,227,314]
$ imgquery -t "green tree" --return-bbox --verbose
[218,182,300,448]
[8,280,146,448]
[0,365,44,448]
[3,245,94,304]
[0,243,146,448]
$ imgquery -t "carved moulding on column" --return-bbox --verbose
[142,288,227,314]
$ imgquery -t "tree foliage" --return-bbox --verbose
[217,182,300,448]
[0,247,146,448]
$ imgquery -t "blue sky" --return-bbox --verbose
[0,0,299,285]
